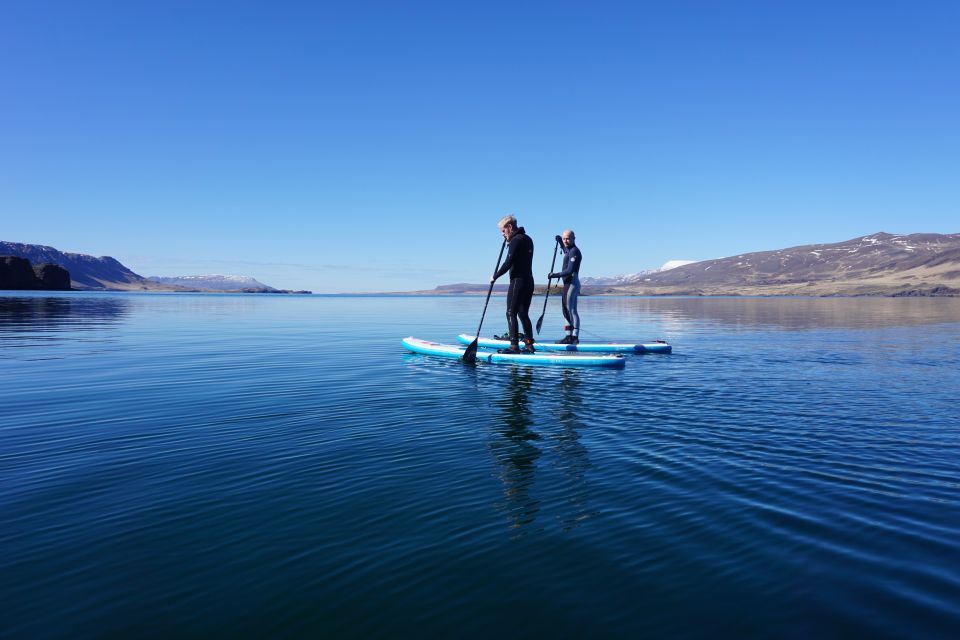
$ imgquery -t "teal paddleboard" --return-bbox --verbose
[402,337,625,368]
[456,334,672,354]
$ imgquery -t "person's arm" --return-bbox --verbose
[549,247,577,279]
[492,236,516,280]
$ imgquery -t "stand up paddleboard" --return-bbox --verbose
[456,334,672,354]
[402,337,625,368]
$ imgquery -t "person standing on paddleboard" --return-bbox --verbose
[548,229,582,344]
[491,215,536,354]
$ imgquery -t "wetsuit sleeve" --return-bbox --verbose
[554,247,579,278]
[493,236,517,280]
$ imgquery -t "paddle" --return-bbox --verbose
[535,236,562,334]
[462,240,507,364]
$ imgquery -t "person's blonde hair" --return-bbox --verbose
[498,215,517,230]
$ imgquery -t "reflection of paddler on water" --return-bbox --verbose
[487,367,593,532]
[552,368,593,531]
[488,366,541,530]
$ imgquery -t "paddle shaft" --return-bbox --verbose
[536,237,562,334]
[462,240,507,363]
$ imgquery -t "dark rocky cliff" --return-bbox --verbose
[0,242,145,289]
[0,242,308,293]
[0,256,72,290]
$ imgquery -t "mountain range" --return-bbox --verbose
[0,242,308,293]
[5,234,959,296]
[146,275,277,291]
[429,232,960,296]
[1,242,150,290]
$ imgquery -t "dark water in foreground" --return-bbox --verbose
[2,293,959,638]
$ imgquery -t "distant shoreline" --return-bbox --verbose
[0,289,314,295]
[355,285,960,298]
[3,287,958,298]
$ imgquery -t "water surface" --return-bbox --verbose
[2,293,959,638]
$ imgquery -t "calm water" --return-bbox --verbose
[2,293,959,638]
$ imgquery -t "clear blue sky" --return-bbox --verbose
[2,1,958,292]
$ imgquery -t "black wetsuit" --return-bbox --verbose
[493,227,535,345]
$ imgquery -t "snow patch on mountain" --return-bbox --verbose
[659,260,696,271]
[581,259,698,285]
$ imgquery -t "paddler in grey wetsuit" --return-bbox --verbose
[491,214,536,353]
[548,229,581,344]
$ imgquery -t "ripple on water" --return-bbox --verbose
[2,294,960,637]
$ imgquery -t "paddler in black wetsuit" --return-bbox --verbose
[491,214,536,354]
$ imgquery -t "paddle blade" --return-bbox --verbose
[535,314,544,334]
[461,338,479,364]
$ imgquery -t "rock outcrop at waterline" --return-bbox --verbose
[0,256,72,290]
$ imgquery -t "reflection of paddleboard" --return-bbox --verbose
[402,337,626,368]
[456,334,672,354]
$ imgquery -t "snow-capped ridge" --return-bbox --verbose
[147,274,277,291]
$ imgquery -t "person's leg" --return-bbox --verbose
[517,279,535,350]
[567,279,581,342]
[505,279,519,346]
[559,282,574,342]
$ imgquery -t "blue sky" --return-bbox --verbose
[2,1,958,292]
